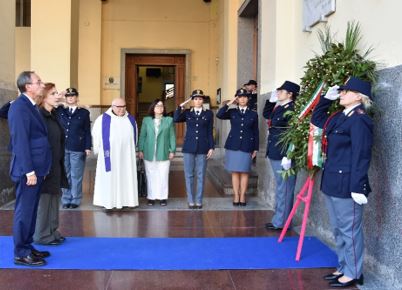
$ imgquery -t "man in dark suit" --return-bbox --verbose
[8,71,52,266]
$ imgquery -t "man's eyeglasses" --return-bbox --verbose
[29,80,43,85]
[113,105,126,108]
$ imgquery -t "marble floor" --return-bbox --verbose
[0,157,361,290]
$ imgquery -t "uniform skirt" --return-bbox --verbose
[224,149,252,173]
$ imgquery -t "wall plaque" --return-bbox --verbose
[303,0,336,32]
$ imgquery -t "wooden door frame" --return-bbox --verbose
[120,49,191,104]
[121,49,191,145]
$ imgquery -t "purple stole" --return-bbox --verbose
[102,113,137,172]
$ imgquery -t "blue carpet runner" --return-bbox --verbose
[0,236,337,270]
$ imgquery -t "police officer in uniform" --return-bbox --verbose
[56,88,92,208]
[244,80,258,112]
[216,88,259,206]
[311,77,373,288]
[173,89,214,209]
[263,80,300,231]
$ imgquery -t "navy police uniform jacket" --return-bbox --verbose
[216,104,259,153]
[173,107,214,154]
[263,100,294,160]
[0,101,11,119]
[8,95,52,180]
[56,106,92,152]
[311,97,373,198]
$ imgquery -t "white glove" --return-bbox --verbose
[351,192,368,205]
[281,157,292,170]
[324,85,340,100]
[269,87,278,103]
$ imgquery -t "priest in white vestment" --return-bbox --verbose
[92,98,139,209]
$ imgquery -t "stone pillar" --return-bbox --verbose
[0,0,17,205]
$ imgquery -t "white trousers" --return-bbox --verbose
[144,160,170,200]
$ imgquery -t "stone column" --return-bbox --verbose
[0,0,17,205]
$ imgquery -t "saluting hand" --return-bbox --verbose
[324,85,340,100]
[269,87,278,103]
[227,96,238,106]
[179,98,192,108]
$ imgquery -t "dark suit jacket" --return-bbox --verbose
[173,107,214,154]
[216,105,259,153]
[39,108,69,194]
[8,94,52,180]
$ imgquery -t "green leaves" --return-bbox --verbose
[280,21,377,175]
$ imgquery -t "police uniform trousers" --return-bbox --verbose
[34,192,62,244]
[268,158,296,228]
[183,153,207,205]
[13,176,44,257]
[324,195,364,279]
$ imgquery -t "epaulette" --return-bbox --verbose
[356,108,366,115]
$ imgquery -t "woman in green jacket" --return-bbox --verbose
[138,99,176,206]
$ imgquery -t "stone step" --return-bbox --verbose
[207,164,258,196]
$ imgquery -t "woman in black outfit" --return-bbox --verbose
[34,83,69,245]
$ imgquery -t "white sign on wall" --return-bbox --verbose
[303,0,336,32]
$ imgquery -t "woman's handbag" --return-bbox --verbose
[137,158,147,197]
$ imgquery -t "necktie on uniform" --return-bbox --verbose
[69,107,73,114]
[241,109,245,114]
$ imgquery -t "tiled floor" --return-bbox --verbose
[0,157,360,290]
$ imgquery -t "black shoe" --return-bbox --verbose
[62,204,70,209]
[188,204,195,209]
[195,204,203,209]
[329,275,364,287]
[233,202,240,206]
[31,249,50,259]
[58,236,66,243]
[265,222,283,231]
[14,255,46,266]
[70,204,79,209]
[160,200,167,206]
[46,239,62,246]
[239,202,247,207]
[323,273,343,281]
[147,199,155,206]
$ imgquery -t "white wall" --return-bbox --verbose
[259,0,402,94]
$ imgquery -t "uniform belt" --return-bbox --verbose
[270,126,291,129]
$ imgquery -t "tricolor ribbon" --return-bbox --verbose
[307,123,323,169]
[298,81,326,121]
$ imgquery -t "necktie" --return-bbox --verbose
[69,108,73,114]
[196,111,200,116]
[241,109,245,114]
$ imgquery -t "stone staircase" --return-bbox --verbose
[206,159,258,196]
